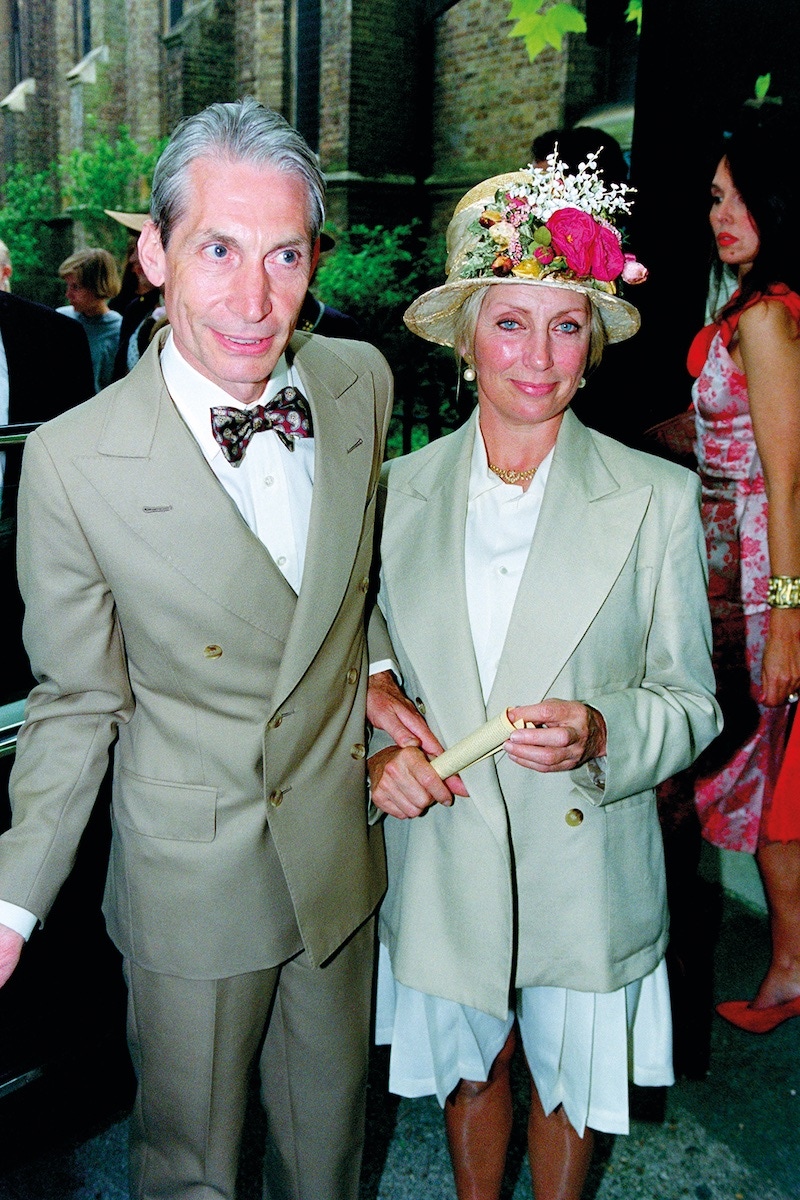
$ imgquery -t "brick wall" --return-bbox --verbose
[122,0,163,144]
[164,0,236,133]
[430,0,566,184]
[235,0,284,110]
[318,0,351,173]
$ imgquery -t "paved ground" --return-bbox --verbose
[0,885,797,1200]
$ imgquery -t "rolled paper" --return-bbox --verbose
[430,708,524,779]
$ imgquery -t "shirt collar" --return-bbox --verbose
[160,330,296,462]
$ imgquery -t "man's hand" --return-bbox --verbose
[368,745,466,819]
[367,670,440,752]
[0,924,25,988]
[505,700,607,772]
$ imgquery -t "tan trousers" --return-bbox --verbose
[124,920,374,1200]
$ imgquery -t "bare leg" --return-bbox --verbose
[527,1070,594,1200]
[443,1028,516,1200]
[752,839,800,1008]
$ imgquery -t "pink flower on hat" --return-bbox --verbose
[590,224,625,282]
[622,253,649,284]
[547,208,597,276]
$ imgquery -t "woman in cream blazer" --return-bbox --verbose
[369,160,722,1200]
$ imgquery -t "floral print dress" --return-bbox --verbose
[690,295,798,852]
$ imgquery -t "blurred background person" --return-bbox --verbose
[686,111,800,1034]
[296,232,362,337]
[531,125,629,189]
[370,160,720,1200]
[57,247,122,392]
[104,211,163,379]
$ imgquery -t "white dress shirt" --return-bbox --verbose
[465,410,553,701]
[162,332,315,593]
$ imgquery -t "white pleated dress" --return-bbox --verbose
[375,422,674,1138]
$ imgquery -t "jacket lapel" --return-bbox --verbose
[76,332,299,638]
[487,408,653,711]
[381,418,489,748]
[270,334,379,708]
[381,417,515,852]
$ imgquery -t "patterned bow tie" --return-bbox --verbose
[210,386,313,466]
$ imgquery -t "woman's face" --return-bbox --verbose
[471,284,591,433]
[710,157,760,273]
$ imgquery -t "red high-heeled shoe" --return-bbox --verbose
[716,995,800,1033]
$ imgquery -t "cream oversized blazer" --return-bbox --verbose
[0,329,392,979]
[376,408,722,1020]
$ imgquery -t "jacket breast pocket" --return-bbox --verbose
[115,769,217,842]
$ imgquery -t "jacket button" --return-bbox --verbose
[267,714,283,729]
[269,789,283,807]
[347,667,358,685]
[359,576,370,594]
[415,697,426,716]
[351,743,366,759]
[565,808,584,827]
[204,644,223,659]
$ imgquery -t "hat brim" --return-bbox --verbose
[104,209,149,233]
[404,275,640,348]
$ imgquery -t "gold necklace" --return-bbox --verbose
[488,462,537,485]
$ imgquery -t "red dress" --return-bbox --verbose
[687,287,800,852]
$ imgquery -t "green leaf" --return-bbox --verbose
[625,0,642,35]
[755,72,771,100]
[507,3,586,60]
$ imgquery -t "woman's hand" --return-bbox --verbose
[761,608,800,706]
[504,699,607,771]
[368,746,468,819]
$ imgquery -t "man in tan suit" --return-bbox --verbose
[0,98,424,1200]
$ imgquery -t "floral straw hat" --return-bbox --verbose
[404,151,648,348]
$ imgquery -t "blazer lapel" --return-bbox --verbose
[270,335,379,708]
[487,408,653,711]
[381,417,515,852]
[76,333,298,638]
[381,418,490,747]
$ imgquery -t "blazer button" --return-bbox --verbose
[351,743,366,759]
[268,789,283,807]
[359,576,370,594]
[204,644,223,659]
[347,667,358,685]
[565,808,584,827]
[415,697,427,716]
[267,714,283,729]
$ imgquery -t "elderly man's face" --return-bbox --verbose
[139,156,318,403]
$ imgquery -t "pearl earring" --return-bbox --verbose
[578,377,586,389]
[463,365,477,383]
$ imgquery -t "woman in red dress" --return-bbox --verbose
[688,112,800,1031]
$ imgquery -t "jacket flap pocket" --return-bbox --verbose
[116,769,217,842]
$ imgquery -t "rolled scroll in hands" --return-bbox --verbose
[429,708,526,780]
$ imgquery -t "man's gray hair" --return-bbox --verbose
[150,97,325,249]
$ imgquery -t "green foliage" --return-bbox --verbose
[314,223,470,453]
[506,0,586,62]
[0,126,165,301]
[60,125,166,255]
[0,163,62,300]
[625,0,642,36]
[755,72,771,101]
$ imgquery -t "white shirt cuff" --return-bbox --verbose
[0,900,38,940]
[368,659,400,679]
